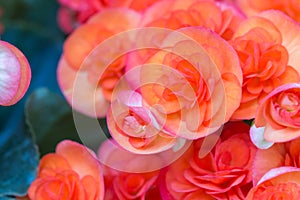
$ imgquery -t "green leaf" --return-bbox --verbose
[0,119,39,197]
[25,88,82,155]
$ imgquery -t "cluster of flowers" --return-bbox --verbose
[28,0,300,199]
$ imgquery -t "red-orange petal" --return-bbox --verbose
[56,140,103,182]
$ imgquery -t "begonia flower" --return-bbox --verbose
[57,8,141,117]
[57,0,103,33]
[107,90,178,154]
[141,0,245,40]
[57,0,161,33]
[252,137,300,185]
[126,27,242,140]
[230,11,300,119]
[246,167,300,199]
[98,139,162,199]
[255,83,300,143]
[28,140,105,200]
[102,0,162,12]
[126,0,245,72]
[0,41,31,106]
[160,122,256,199]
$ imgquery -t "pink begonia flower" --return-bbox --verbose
[57,0,103,30]
[107,90,178,154]
[57,7,78,34]
[0,41,31,106]
[126,0,245,77]
[160,122,257,200]
[28,140,105,200]
[230,10,300,120]
[102,0,162,11]
[140,0,245,40]
[57,0,160,33]
[246,167,300,199]
[255,83,300,143]
[57,8,141,118]
[58,0,102,12]
[98,139,162,200]
[126,27,242,140]
[252,137,300,186]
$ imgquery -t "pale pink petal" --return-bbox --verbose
[257,166,300,185]
[250,124,274,149]
[117,90,143,107]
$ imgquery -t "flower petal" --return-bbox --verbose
[57,56,110,118]
[252,144,285,185]
[264,124,300,142]
[257,166,300,185]
[250,124,274,149]
[56,140,103,182]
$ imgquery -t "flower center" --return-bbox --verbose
[121,110,149,137]
[279,92,300,112]
[123,116,146,134]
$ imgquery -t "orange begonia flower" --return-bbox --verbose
[141,0,245,40]
[230,11,300,119]
[98,139,162,200]
[28,140,105,200]
[246,167,300,199]
[58,9,141,118]
[107,90,178,154]
[255,83,300,143]
[131,27,242,140]
[161,122,256,199]
[252,137,300,186]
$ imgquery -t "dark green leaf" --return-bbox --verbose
[0,119,39,197]
[25,88,82,155]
